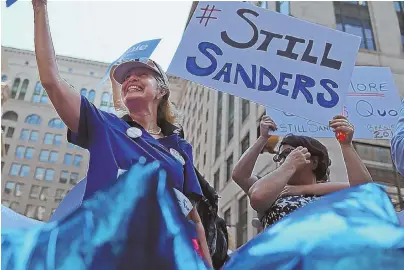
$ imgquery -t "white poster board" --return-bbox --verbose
[266,67,402,139]
[168,1,361,124]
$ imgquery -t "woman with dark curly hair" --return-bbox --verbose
[232,115,373,228]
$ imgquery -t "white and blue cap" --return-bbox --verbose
[113,58,170,90]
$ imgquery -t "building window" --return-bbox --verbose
[14,183,23,197]
[73,155,83,167]
[29,130,39,142]
[30,185,40,199]
[25,114,41,125]
[18,79,29,100]
[48,118,65,129]
[2,200,10,207]
[35,167,45,180]
[44,133,54,145]
[276,1,290,15]
[32,82,41,103]
[394,1,404,50]
[2,111,18,121]
[228,95,235,143]
[334,1,376,50]
[203,152,207,166]
[11,78,20,99]
[5,126,15,138]
[241,133,250,154]
[19,129,29,140]
[1,161,4,172]
[4,144,10,155]
[15,146,25,159]
[9,202,19,211]
[88,90,96,103]
[9,163,21,176]
[24,147,34,160]
[80,88,87,97]
[39,187,49,201]
[100,92,110,111]
[36,206,46,221]
[4,181,15,194]
[54,134,62,147]
[226,154,233,183]
[25,204,36,218]
[19,165,30,177]
[215,92,223,159]
[45,169,55,181]
[39,150,49,162]
[256,1,268,9]
[224,208,231,226]
[39,90,49,104]
[60,170,69,184]
[214,169,220,191]
[49,151,58,163]
[70,172,79,185]
[241,99,250,122]
[64,153,73,166]
[55,189,65,203]
[237,195,248,247]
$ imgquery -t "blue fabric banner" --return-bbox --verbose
[223,183,404,270]
[2,160,208,270]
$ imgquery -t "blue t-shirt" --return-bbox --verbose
[67,95,202,201]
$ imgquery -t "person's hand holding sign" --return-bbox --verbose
[329,115,354,145]
[260,115,278,138]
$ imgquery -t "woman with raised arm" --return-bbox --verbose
[32,0,212,266]
[232,115,372,228]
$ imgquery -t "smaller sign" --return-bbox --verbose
[99,39,161,85]
[266,67,402,140]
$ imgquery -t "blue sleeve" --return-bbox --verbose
[179,139,203,201]
[391,99,404,176]
[67,95,114,149]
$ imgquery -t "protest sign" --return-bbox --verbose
[266,67,402,140]
[346,66,401,139]
[168,1,361,124]
[99,39,161,85]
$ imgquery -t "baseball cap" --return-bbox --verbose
[113,58,169,87]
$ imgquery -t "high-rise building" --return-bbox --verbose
[0,46,187,221]
[178,1,404,247]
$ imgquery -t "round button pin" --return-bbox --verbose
[170,148,185,165]
[126,127,142,139]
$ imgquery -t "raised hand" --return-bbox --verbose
[260,115,277,138]
[329,115,354,145]
[283,146,311,171]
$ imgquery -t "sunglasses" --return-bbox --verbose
[273,148,294,163]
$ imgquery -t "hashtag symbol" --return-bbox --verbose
[196,4,222,27]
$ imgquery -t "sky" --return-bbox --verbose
[1,0,193,70]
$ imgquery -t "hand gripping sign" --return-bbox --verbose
[168,1,361,125]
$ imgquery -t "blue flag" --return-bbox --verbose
[6,0,17,7]
[223,183,404,270]
[98,38,161,86]
[2,160,208,270]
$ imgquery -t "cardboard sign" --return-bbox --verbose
[266,67,402,139]
[99,39,161,85]
[168,1,361,124]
